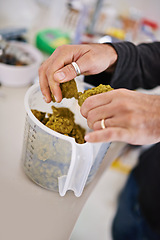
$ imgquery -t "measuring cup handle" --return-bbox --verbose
[58,142,94,197]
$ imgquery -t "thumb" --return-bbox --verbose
[53,62,80,83]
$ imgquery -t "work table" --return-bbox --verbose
[0,83,125,240]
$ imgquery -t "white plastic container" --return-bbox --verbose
[22,81,110,197]
[0,41,43,87]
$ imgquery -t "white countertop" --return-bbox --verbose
[0,84,125,240]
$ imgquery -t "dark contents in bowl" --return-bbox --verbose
[0,40,35,66]
[0,53,28,66]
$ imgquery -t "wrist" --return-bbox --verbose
[104,43,118,73]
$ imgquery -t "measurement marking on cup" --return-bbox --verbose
[25,123,37,170]
[31,145,34,150]
[31,134,36,139]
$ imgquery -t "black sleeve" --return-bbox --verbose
[85,41,160,90]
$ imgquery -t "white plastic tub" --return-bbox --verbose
[0,41,43,87]
[22,80,110,197]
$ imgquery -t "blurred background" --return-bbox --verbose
[0,1,160,240]
[1,0,160,47]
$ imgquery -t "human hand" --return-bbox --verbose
[39,43,117,103]
[80,89,160,145]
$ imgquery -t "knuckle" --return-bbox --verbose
[118,88,129,95]
[46,67,52,79]
[66,65,76,76]
[127,112,138,127]
[80,99,93,118]
[119,100,130,112]
[54,44,68,54]
[87,56,96,71]
[105,129,113,139]
[128,114,134,125]
[45,67,49,76]
[87,110,94,123]
[80,105,88,118]
[38,64,44,75]
[54,45,64,53]
[105,128,121,141]
[92,121,99,130]
[87,54,94,63]
[80,105,86,117]
[82,97,93,110]
[87,119,92,129]
[106,118,113,127]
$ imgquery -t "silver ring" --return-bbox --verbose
[101,119,106,129]
[71,62,81,76]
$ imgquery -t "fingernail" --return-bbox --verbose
[54,71,65,81]
[54,95,59,102]
[84,134,90,142]
[43,95,47,102]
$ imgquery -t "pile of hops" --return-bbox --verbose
[32,79,113,144]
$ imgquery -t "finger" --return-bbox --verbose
[49,43,111,84]
[39,45,76,102]
[93,116,128,130]
[39,63,52,103]
[44,44,83,82]
[46,55,90,101]
[50,50,93,84]
[48,78,62,103]
[93,118,112,130]
[48,62,81,102]
[86,105,114,129]
[84,127,131,143]
[44,49,83,101]
[53,63,79,83]
[81,92,113,118]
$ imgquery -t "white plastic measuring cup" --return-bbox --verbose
[22,80,110,197]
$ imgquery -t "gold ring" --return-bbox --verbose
[101,119,106,129]
[71,62,81,76]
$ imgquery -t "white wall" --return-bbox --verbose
[109,0,160,24]
[0,0,66,29]
[1,0,159,27]
[0,0,159,42]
